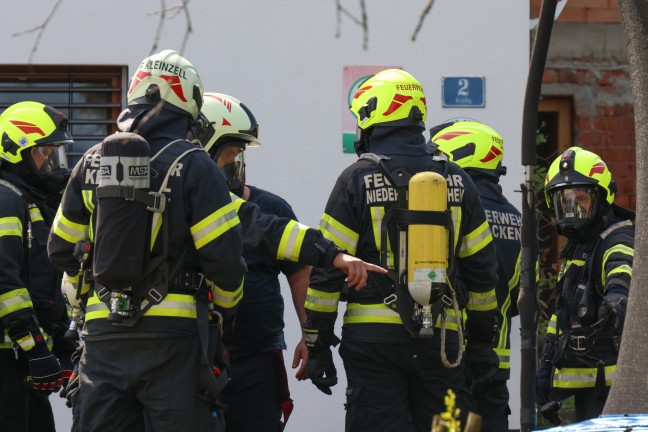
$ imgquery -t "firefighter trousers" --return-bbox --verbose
[78,333,223,432]
[0,354,55,432]
[472,378,510,432]
[339,337,473,432]
[222,349,292,432]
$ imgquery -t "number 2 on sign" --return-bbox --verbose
[457,79,469,97]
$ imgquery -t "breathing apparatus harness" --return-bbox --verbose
[92,133,202,327]
[555,219,633,359]
[359,153,464,368]
[549,219,633,401]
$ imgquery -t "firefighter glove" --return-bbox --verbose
[27,347,64,393]
[10,324,63,393]
[465,342,498,394]
[307,347,337,395]
[597,292,627,332]
[59,344,83,403]
[60,365,80,407]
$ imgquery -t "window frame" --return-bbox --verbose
[0,65,128,166]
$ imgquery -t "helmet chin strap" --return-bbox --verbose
[354,126,372,156]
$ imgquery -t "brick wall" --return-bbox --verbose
[533,0,634,210]
[531,0,621,23]
[542,67,636,210]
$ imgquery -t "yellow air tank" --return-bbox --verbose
[407,171,448,310]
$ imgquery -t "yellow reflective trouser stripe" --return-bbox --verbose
[553,365,616,389]
[495,347,510,369]
[277,220,308,262]
[305,288,340,313]
[0,288,33,318]
[467,289,497,311]
[52,207,89,244]
[319,214,358,255]
[458,220,492,258]
[0,216,22,238]
[29,207,43,223]
[208,279,243,309]
[85,292,198,321]
[191,202,240,250]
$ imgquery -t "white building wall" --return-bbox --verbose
[2,1,529,430]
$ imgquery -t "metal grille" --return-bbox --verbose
[0,65,128,167]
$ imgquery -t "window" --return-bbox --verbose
[0,65,128,167]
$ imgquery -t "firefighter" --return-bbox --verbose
[432,120,521,432]
[191,92,391,430]
[47,50,248,432]
[198,92,314,431]
[304,69,499,432]
[537,146,634,422]
[0,101,76,431]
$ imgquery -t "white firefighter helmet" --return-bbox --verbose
[127,49,204,120]
[198,92,260,157]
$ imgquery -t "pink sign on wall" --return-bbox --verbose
[342,65,401,153]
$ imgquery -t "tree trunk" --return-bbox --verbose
[603,0,648,415]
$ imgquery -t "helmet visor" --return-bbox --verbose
[552,187,597,221]
[31,144,68,176]
[214,143,245,191]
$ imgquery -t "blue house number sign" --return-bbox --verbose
[442,77,485,108]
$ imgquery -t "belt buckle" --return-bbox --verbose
[195,273,204,290]
[569,335,588,352]
[383,293,397,306]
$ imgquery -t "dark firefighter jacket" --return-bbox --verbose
[0,171,67,353]
[231,192,342,269]
[48,111,247,337]
[545,208,634,391]
[306,126,498,345]
[474,176,521,380]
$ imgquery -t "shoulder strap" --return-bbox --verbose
[148,141,202,266]
[0,179,23,197]
[599,220,633,240]
[149,141,202,248]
